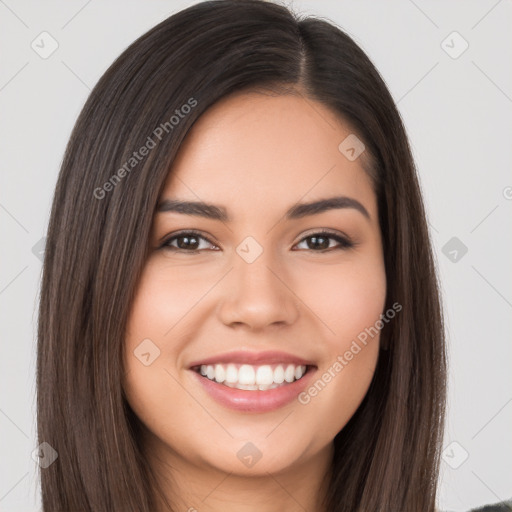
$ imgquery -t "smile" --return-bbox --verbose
[193,363,309,391]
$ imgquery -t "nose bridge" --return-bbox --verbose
[217,237,299,329]
[235,242,279,291]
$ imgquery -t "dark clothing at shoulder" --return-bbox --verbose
[468,499,512,512]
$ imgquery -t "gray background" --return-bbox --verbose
[1,1,511,510]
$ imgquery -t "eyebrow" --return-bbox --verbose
[156,195,370,222]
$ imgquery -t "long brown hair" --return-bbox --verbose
[36,0,447,510]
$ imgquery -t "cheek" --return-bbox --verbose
[122,265,202,449]
[125,260,205,341]
[290,254,386,431]
[123,263,180,418]
[292,253,387,349]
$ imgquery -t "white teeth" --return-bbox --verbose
[238,364,255,385]
[237,383,257,390]
[284,364,296,383]
[225,364,238,383]
[273,365,285,384]
[255,365,274,386]
[206,365,215,380]
[214,364,225,383]
[197,363,308,390]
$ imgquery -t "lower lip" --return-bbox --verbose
[190,367,317,413]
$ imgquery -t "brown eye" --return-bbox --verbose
[161,230,217,252]
[294,231,354,251]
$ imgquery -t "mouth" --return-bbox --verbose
[190,362,315,391]
[187,350,318,412]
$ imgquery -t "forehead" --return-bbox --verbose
[162,92,376,219]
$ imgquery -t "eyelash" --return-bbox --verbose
[159,229,355,253]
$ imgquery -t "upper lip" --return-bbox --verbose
[188,350,316,369]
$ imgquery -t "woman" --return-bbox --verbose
[36,0,463,510]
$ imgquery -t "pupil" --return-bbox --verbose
[309,235,328,250]
[178,235,198,250]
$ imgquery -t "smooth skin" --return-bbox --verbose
[123,90,387,512]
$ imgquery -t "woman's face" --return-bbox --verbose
[123,91,386,481]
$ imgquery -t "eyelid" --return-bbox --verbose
[295,227,350,243]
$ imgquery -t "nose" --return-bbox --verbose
[216,248,300,331]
